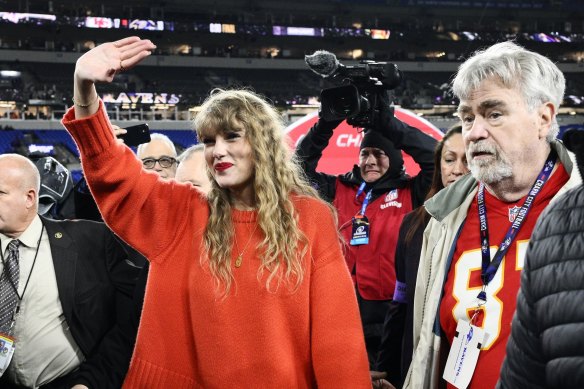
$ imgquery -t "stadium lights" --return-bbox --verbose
[0,70,21,77]
[291,104,319,108]
[0,100,16,108]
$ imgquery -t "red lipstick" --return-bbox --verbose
[214,162,233,172]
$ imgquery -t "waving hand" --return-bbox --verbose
[73,36,156,118]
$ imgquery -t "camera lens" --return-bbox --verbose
[321,84,362,121]
[331,96,354,115]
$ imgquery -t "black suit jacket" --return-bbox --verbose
[38,217,139,389]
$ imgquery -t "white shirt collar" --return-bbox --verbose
[0,215,44,250]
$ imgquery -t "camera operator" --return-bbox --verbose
[296,95,437,366]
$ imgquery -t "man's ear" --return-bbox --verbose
[25,189,37,210]
[537,101,556,140]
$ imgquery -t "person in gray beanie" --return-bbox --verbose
[296,101,437,368]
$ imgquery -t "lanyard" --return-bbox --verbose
[476,153,557,302]
[355,182,372,216]
[0,226,44,315]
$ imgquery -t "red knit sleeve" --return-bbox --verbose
[300,198,372,388]
[62,102,206,263]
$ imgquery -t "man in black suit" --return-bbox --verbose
[0,153,139,389]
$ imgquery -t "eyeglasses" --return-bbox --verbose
[141,156,177,169]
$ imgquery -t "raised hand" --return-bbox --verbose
[75,36,155,84]
[73,36,156,117]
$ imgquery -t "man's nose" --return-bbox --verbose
[365,154,377,165]
[465,116,489,142]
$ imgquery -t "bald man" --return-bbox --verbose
[0,154,139,389]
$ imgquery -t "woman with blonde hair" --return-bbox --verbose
[62,36,371,388]
[196,88,317,295]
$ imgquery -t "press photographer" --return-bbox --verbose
[296,50,437,367]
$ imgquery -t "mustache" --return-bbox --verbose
[467,141,498,155]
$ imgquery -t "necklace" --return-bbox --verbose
[233,223,259,268]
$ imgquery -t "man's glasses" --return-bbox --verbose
[141,156,177,169]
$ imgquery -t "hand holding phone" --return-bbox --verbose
[118,123,151,147]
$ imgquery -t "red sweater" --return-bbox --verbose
[62,103,371,389]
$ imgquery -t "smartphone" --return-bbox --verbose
[120,123,151,147]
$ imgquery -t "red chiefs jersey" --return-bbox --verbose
[440,163,569,389]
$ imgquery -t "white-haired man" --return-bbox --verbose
[136,133,178,179]
[405,41,581,389]
[175,144,212,194]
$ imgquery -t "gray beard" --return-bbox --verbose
[469,158,513,184]
[467,140,514,184]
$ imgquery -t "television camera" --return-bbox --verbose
[305,50,402,128]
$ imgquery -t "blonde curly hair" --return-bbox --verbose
[194,89,324,295]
